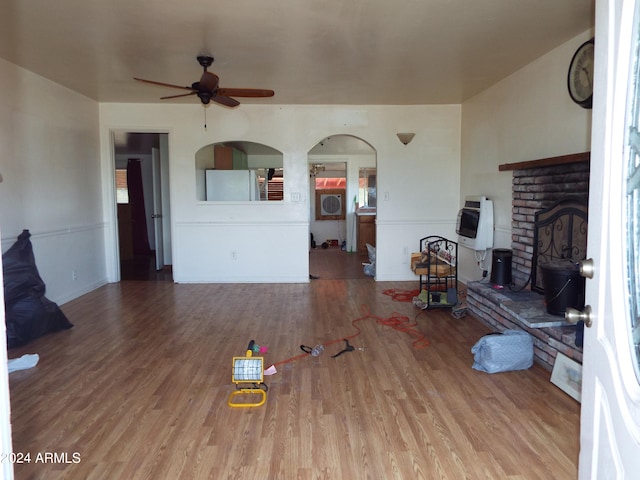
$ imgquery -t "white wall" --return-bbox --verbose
[459,30,594,284]
[1,27,596,296]
[0,58,106,304]
[100,104,462,283]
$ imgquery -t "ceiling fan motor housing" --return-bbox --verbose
[197,55,214,69]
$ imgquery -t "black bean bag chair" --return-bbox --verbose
[3,230,73,348]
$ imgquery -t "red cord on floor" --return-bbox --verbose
[271,304,429,369]
[382,288,420,302]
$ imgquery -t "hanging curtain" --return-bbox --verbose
[127,159,152,255]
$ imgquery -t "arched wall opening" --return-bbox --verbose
[308,134,377,278]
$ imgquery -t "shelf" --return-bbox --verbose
[498,152,590,172]
[415,236,458,310]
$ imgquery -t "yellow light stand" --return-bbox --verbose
[228,350,267,408]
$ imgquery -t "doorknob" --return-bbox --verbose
[579,258,595,279]
[565,305,593,328]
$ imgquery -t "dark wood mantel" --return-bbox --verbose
[498,151,590,172]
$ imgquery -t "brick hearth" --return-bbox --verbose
[467,281,583,371]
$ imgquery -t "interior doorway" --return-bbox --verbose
[307,135,376,279]
[113,132,172,281]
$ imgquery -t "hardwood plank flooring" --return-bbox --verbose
[8,279,580,479]
[309,247,370,280]
[120,254,173,282]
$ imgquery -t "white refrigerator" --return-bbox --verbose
[206,170,260,201]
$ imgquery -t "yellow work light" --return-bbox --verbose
[228,349,267,408]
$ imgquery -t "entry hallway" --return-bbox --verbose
[8,279,579,479]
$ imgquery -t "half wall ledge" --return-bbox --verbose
[466,281,583,371]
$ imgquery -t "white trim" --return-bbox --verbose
[1,223,106,250]
[0,227,15,480]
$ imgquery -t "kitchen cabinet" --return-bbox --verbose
[214,145,248,170]
[214,145,233,169]
[357,212,375,253]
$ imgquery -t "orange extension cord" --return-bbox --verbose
[270,303,429,369]
[382,288,420,303]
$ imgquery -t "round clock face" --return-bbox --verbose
[568,39,595,108]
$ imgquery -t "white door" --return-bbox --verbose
[152,147,164,271]
[0,227,15,479]
[580,0,640,476]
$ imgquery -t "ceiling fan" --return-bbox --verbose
[134,55,274,107]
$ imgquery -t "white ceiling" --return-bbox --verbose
[0,0,594,106]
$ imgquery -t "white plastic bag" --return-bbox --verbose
[363,243,376,276]
[471,329,533,373]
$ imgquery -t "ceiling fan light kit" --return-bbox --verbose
[134,55,274,107]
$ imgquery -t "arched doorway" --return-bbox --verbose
[308,135,377,279]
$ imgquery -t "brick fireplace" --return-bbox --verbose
[467,152,590,370]
[510,155,590,288]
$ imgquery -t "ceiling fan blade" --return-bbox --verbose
[160,92,198,100]
[212,95,241,107]
[199,71,219,91]
[134,77,194,91]
[217,88,275,98]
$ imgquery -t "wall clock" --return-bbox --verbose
[567,38,595,109]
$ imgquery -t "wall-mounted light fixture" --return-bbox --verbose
[397,133,415,145]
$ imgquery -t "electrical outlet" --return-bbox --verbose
[231,251,238,260]
[72,269,78,281]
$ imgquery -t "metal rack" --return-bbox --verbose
[415,236,458,309]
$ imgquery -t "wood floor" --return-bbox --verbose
[120,254,173,282]
[8,275,580,479]
[308,246,370,280]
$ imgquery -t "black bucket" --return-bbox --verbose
[490,249,513,286]
[540,261,585,316]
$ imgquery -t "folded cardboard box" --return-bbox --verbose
[413,261,455,277]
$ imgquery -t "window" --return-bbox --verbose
[359,168,377,208]
[259,168,284,201]
[314,177,345,190]
[115,169,129,204]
